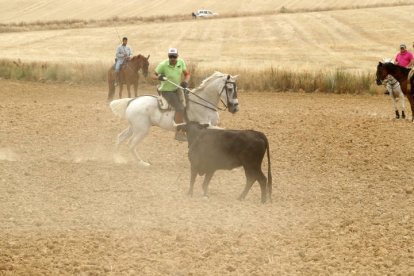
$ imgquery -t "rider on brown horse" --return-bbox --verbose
[114,37,133,86]
[153,47,191,141]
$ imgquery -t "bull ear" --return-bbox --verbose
[227,75,230,80]
[147,54,150,60]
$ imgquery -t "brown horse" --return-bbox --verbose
[107,54,150,101]
[376,62,414,122]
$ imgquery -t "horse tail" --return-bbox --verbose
[109,98,132,118]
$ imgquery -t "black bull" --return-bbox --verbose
[185,122,272,203]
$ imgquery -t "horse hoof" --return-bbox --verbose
[138,160,151,167]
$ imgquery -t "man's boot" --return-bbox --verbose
[174,112,187,141]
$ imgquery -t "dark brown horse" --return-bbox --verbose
[376,62,414,122]
[107,54,150,101]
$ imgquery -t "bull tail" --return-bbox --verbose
[265,135,272,202]
[109,98,133,119]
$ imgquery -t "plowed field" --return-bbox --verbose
[1,80,413,275]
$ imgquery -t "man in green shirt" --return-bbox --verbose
[154,48,191,141]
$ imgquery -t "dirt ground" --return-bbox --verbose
[0,80,413,275]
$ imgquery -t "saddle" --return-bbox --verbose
[157,96,170,110]
[112,59,128,70]
[156,87,187,111]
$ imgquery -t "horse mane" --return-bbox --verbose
[194,71,227,91]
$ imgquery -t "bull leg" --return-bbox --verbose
[202,172,214,198]
[256,171,268,203]
[238,170,256,201]
[188,168,197,196]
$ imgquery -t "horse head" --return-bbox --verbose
[220,74,239,114]
[192,72,240,115]
[376,62,389,85]
[140,54,150,78]
[131,54,150,78]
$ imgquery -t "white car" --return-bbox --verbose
[195,10,218,18]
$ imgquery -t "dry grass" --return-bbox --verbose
[0,59,107,84]
[0,59,380,94]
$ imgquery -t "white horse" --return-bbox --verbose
[381,59,406,119]
[109,71,239,166]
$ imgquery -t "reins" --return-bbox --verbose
[187,85,229,111]
[164,78,236,112]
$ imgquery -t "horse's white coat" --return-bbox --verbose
[109,72,238,166]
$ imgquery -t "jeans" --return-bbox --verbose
[115,60,124,72]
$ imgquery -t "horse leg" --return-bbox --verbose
[397,86,406,119]
[107,71,115,102]
[118,84,123,99]
[126,83,132,98]
[117,127,133,146]
[128,119,151,166]
[134,81,138,98]
[389,88,399,119]
[112,127,133,163]
[406,93,414,122]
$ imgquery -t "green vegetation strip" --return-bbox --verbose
[0,59,378,94]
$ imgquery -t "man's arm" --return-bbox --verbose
[116,46,125,59]
[183,70,191,84]
[128,46,133,58]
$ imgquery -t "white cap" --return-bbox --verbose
[168,47,178,56]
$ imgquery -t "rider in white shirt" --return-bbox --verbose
[114,37,133,86]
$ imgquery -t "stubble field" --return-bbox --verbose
[0,80,413,275]
[0,1,414,71]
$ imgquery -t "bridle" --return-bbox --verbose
[186,79,238,112]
